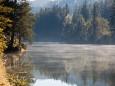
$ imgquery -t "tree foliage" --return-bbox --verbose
[0,28,7,56]
[34,0,114,44]
[15,2,35,45]
[81,0,90,21]
[110,0,115,42]
[0,0,13,55]
[0,0,35,51]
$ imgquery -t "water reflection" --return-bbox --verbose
[28,43,115,86]
[4,52,34,86]
[34,79,77,86]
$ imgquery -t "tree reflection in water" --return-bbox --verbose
[32,55,115,86]
[4,52,34,86]
[4,44,115,86]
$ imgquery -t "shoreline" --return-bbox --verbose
[0,47,26,86]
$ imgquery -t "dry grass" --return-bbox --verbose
[0,58,11,86]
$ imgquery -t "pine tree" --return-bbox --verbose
[91,2,99,43]
[0,0,13,29]
[81,0,90,21]
[63,4,69,17]
[3,0,35,50]
[100,0,111,19]
[3,0,19,49]
[110,0,115,29]
[109,0,115,42]
[90,2,111,43]
[16,2,35,46]
[0,0,12,54]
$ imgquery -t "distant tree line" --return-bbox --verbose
[34,0,115,44]
[0,0,35,53]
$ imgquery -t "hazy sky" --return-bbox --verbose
[30,0,99,8]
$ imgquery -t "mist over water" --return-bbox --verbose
[26,42,115,86]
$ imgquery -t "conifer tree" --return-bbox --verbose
[3,0,19,49]
[110,0,115,42]
[90,2,111,43]
[81,0,90,21]
[110,0,115,29]
[91,2,99,43]
[16,2,35,46]
[63,4,69,17]
[0,0,12,29]
[0,0,12,54]
[3,0,35,50]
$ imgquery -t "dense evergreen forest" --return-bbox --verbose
[34,0,115,44]
[0,0,34,53]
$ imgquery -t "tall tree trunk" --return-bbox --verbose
[19,29,21,52]
[9,26,15,48]
[9,0,17,49]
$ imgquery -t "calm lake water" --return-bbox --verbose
[6,42,115,86]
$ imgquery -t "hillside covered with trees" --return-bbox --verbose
[34,0,115,44]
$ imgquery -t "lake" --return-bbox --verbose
[6,42,115,86]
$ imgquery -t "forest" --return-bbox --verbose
[34,0,115,44]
